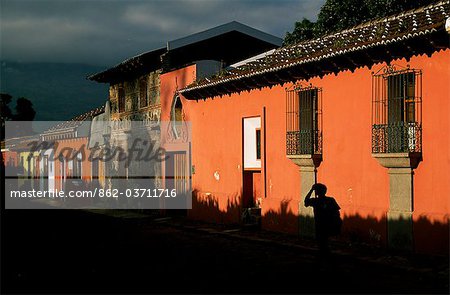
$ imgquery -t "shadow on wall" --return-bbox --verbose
[413,215,449,255]
[263,200,298,234]
[261,199,387,240]
[190,189,242,225]
[341,213,387,247]
[340,214,450,255]
[190,189,449,255]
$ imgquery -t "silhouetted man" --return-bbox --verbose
[305,183,342,256]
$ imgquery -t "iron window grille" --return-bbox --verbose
[170,94,184,140]
[286,84,323,155]
[139,78,148,108]
[148,72,160,105]
[372,65,422,153]
[256,128,261,160]
[118,85,125,113]
[148,85,159,105]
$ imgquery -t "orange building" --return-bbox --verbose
[88,21,282,209]
[3,107,105,210]
[88,4,449,254]
[41,107,105,197]
[176,2,450,255]
[2,139,21,168]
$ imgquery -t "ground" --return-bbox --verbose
[1,209,448,294]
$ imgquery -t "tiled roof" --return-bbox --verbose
[3,135,41,151]
[87,48,166,83]
[43,105,105,134]
[11,137,42,151]
[3,106,105,151]
[180,0,450,99]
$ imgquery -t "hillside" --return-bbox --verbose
[0,61,109,121]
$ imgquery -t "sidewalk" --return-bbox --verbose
[166,216,448,272]
[84,209,449,279]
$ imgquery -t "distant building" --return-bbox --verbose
[3,135,41,190]
[88,21,282,208]
[3,106,104,207]
[40,106,104,193]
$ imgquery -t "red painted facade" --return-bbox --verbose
[159,50,449,255]
[53,137,93,188]
[2,150,18,167]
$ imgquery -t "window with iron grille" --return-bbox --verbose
[372,66,422,153]
[170,94,184,140]
[286,85,322,155]
[139,78,148,108]
[256,128,261,160]
[148,72,160,104]
[118,85,125,113]
[148,85,159,105]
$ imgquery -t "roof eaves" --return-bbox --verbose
[167,21,282,51]
[87,48,166,82]
[42,105,105,134]
[180,1,449,96]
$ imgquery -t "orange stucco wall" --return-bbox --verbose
[53,137,92,190]
[161,50,449,254]
[2,150,18,167]
[410,50,450,254]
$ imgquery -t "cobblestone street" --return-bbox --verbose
[2,209,449,294]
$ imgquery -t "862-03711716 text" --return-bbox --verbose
[9,188,179,199]
[96,188,178,198]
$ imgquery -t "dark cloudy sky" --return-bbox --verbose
[0,0,324,67]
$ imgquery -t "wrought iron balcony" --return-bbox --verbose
[286,130,322,155]
[372,122,422,153]
[286,84,322,156]
[371,65,422,155]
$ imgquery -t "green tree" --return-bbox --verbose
[315,0,370,36]
[14,97,36,121]
[0,94,36,140]
[1,93,14,141]
[1,93,13,121]
[284,0,438,46]
[284,18,317,46]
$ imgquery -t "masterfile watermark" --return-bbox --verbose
[23,138,168,167]
[3,120,192,209]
